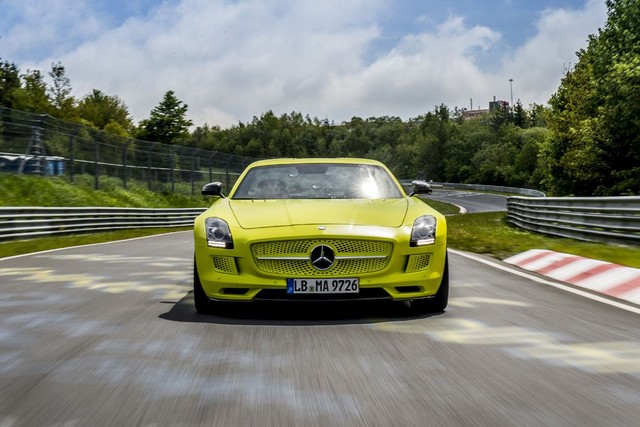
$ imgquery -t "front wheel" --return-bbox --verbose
[194,260,215,314]
[411,255,449,314]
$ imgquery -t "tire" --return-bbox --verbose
[194,259,215,314]
[411,255,449,314]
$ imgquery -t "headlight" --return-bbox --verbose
[410,215,436,246]
[205,218,234,249]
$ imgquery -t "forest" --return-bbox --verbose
[1,0,638,196]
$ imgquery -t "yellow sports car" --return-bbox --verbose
[193,158,448,313]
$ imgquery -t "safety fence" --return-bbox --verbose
[397,180,545,197]
[507,196,640,245]
[431,182,545,197]
[4,196,639,246]
[0,206,206,241]
[0,108,257,194]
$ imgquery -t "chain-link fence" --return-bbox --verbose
[0,108,257,195]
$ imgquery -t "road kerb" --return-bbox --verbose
[504,249,640,306]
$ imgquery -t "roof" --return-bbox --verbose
[246,158,385,168]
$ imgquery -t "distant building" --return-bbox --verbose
[462,108,490,120]
[489,99,509,111]
[462,97,509,120]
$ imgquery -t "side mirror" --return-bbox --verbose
[202,182,225,197]
[409,180,432,196]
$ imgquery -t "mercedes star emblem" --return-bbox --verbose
[310,245,335,270]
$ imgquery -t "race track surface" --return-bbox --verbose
[428,188,507,213]
[1,232,640,426]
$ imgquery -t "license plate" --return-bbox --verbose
[286,278,359,294]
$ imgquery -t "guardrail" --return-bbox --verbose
[0,207,206,241]
[398,180,546,197]
[431,182,546,197]
[507,196,640,245]
[9,193,638,247]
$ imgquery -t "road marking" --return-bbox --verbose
[0,267,189,301]
[373,318,640,374]
[0,230,191,262]
[38,253,190,265]
[449,297,530,308]
[371,249,640,373]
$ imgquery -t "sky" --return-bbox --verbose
[0,0,607,128]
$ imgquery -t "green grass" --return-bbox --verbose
[0,173,209,208]
[418,196,462,215]
[2,174,639,268]
[0,173,204,258]
[446,211,640,268]
[417,198,640,268]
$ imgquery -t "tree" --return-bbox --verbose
[528,103,548,128]
[445,118,490,182]
[512,101,528,128]
[137,90,193,144]
[48,62,76,119]
[546,0,640,195]
[515,127,549,188]
[489,102,512,131]
[12,69,52,113]
[411,105,452,181]
[0,60,21,108]
[76,89,133,133]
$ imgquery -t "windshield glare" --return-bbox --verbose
[232,164,404,200]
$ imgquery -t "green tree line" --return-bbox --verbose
[188,105,549,190]
[1,0,638,196]
[546,0,640,196]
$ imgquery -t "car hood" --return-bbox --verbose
[229,198,408,229]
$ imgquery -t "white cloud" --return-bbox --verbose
[322,16,501,118]
[48,0,385,126]
[4,0,607,127]
[497,0,607,107]
[1,0,106,63]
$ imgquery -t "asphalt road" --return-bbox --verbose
[428,188,508,213]
[1,231,640,426]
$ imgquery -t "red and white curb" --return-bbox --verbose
[504,249,640,306]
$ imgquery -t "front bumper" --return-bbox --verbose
[194,226,447,302]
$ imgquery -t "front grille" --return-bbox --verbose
[252,239,393,276]
[212,256,238,274]
[405,254,431,272]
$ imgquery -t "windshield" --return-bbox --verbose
[232,163,404,200]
